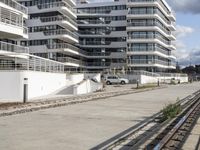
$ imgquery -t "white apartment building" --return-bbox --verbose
[77,0,176,72]
[18,0,85,70]
[127,0,176,72]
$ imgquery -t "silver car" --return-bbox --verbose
[105,75,129,85]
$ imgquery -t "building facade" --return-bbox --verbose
[127,0,176,72]
[77,0,176,72]
[77,0,127,72]
[18,0,85,70]
[0,0,29,69]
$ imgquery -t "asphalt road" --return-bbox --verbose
[0,82,199,150]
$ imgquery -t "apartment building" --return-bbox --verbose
[77,0,128,72]
[77,0,176,72]
[127,0,176,72]
[18,0,84,70]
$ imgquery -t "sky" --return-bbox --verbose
[88,0,200,67]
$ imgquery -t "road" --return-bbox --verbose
[0,82,199,150]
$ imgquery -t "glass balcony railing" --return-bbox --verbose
[40,15,77,27]
[128,34,171,45]
[37,1,75,14]
[47,43,80,52]
[0,0,28,14]
[128,9,171,24]
[56,57,85,65]
[86,62,111,67]
[43,29,78,40]
[127,0,174,18]
[128,59,175,66]
[77,20,111,25]
[77,9,111,14]
[0,41,29,53]
[128,46,172,56]
[127,21,171,35]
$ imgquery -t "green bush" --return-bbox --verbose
[160,103,182,122]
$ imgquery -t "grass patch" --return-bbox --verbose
[133,83,158,89]
[160,102,182,122]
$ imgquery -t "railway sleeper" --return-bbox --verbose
[172,133,185,141]
[165,140,180,149]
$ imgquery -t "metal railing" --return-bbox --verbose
[0,6,23,28]
[0,0,28,14]
[37,1,75,14]
[127,70,160,77]
[43,29,78,40]
[0,54,65,73]
[0,41,29,53]
[158,73,188,77]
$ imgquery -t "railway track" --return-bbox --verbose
[95,90,200,150]
[146,91,200,150]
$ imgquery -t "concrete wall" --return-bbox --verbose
[0,71,66,102]
[122,74,188,84]
[73,79,103,95]
[84,73,101,82]
[66,73,84,85]
[158,76,189,83]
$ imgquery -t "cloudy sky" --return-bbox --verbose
[88,0,200,67]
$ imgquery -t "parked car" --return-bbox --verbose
[105,75,129,85]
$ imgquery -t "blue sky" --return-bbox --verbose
[88,0,200,66]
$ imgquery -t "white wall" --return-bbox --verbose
[123,74,188,84]
[66,73,84,84]
[0,71,66,102]
[73,79,103,95]
[84,73,101,82]
[158,76,189,83]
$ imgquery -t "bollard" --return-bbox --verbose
[157,79,160,87]
[23,78,28,103]
[137,80,139,89]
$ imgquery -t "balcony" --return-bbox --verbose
[0,7,28,38]
[29,29,78,43]
[79,41,127,48]
[127,21,176,40]
[0,41,29,54]
[79,30,127,37]
[86,52,126,58]
[127,0,176,21]
[0,0,28,16]
[128,59,176,68]
[127,48,176,59]
[127,34,176,50]
[40,15,77,30]
[36,1,76,18]
[0,54,65,72]
[56,57,84,67]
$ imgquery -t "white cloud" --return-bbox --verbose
[167,0,200,14]
[175,25,194,38]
